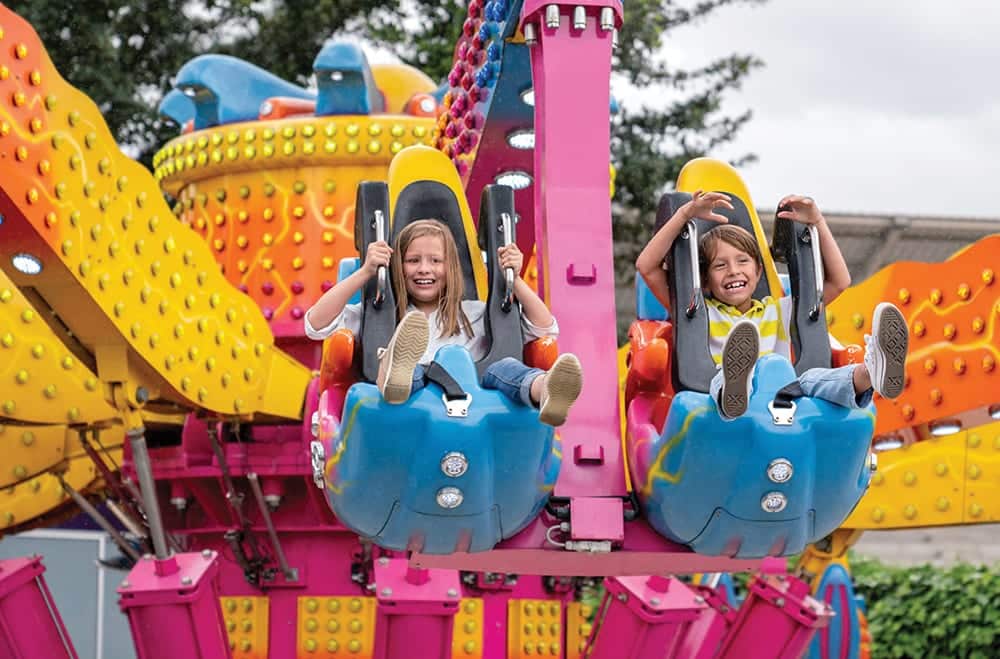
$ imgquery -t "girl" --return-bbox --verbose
[305,219,583,427]
[636,192,909,420]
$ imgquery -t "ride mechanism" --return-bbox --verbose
[0,0,996,657]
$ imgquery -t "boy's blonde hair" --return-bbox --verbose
[391,219,473,337]
[698,225,763,285]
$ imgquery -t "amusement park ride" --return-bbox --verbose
[0,0,997,657]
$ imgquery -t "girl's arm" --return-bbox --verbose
[776,196,851,304]
[305,240,392,330]
[635,191,734,311]
[499,244,554,328]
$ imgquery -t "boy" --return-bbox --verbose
[636,192,909,419]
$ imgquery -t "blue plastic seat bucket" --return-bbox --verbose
[635,354,874,558]
[324,345,560,554]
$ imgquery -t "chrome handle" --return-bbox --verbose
[373,209,387,309]
[685,220,702,319]
[500,212,515,312]
[806,225,823,320]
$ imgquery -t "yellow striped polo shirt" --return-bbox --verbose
[706,295,793,365]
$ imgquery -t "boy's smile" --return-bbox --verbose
[706,240,762,312]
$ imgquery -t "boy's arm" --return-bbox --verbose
[305,240,391,330]
[776,196,851,304]
[636,191,734,312]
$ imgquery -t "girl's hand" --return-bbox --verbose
[362,240,392,277]
[777,195,824,225]
[498,243,524,274]
[682,190,734,223]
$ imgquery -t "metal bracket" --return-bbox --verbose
[768,400,796,426]
[442,393,472,418]
[310,441,326,490]
[564,540,612,553]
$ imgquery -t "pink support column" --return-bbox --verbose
[0,556,78,659]
[117,550,232,659]
[372,557,461,659]
[522,0,626,535]
[718,574,832,659]
[586,575,706,658]
[678,584,738,659]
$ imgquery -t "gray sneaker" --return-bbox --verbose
[376,311,429,404]
[719,320,759,419]
[864,303,908,399]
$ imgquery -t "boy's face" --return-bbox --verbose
[705,240,762,312]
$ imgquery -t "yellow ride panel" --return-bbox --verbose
[507,599,563,658]
[564,601,593,659]
[297,595,375,658]
[452,598,484,658]
[221,596,270,659]
[0,268,117,425]
[963,419,1000,523]
[0,7,310,420]
[0,423,68,489]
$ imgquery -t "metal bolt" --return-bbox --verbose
[523,22,537,46]
[378,557,389,567]
[181,576,193,586]
[121,581,130,589]
[381,587,392,597]
[135,387,149,403]
[545,4,560,28]
[447,588,458,598]
[693,596,705,605]
[572,6,586,30]
[650,597,660,606]
[202,549,213,559]
[599,7,615,31]
[616,593,627,602]
[775,597,785,607]
[143,553,153,561]
[611,29,619,50]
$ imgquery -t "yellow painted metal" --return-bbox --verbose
[371,63,437,114]
[297,596,375,658]
[154,116,435,196]
[451,598,484,659]
[564,601,593,659]
[795,528,864,589]
[0,423,69,489]
[221,596,269,659]
[675,158,784,301]
[387,146,488,301]
[0,9,310,420]
[0,440,119,533]
[0,269,117,425]
[844,432,966,529]
[963,419,1000,523]
[507,599,563,658]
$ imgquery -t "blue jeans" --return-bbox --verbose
[410,357,544,407]
[709,363,872,414]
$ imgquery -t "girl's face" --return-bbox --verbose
[706,240,762,312]
[402,234,447,307]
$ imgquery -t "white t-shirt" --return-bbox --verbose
[304,300,559,365]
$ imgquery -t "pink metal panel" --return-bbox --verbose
[526,2,627,501]
[372,557,460,659]
[679,584,738,659]
[587,575,705,658]
[569,496,624,542]
[118,551,232,659]
[0,557,78,659]
[718,574,832,659]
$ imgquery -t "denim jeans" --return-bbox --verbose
[410,357,544,407]
[709,363,872,416]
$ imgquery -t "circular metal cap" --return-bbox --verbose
[436,487,464,509]
[761,491,788,513]
[440,452,469,478]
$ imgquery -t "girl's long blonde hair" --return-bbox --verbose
[391,219,473,337]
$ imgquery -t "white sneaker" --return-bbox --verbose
[376,311,429,404]
[538,354,583,427]
[864,303,908,399]
[718,320,759,419]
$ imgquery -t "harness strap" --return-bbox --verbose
[772,380,805,409]
[424,361,467,400]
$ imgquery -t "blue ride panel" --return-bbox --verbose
[807,563,862,659]
[636,275,669,321]
[313,42,384,116]
[336,258,362,305]
[325,345,560,554]
[157,88,195,127]
[639,354,874,558]
[173,54,315,129]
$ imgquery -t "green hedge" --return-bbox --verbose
[851,557,1000,659]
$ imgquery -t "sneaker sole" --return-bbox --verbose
[873,303,908,399]
[539,355,583,427]
[382,313,429,404]
[720,323,758,419]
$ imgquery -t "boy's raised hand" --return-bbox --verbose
[683,190,734,223]
[363,240,392,277]
[498,243,524,275]
[777,195,824,225]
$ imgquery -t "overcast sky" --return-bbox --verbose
[642,0,1000,218]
